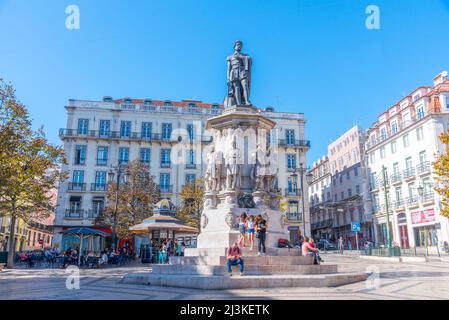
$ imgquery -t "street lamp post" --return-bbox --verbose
[108,164,129,251]
[293,163,313,238]
[381,165,392,249]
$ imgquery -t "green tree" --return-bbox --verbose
[433,130,449,218]
[0,78,66,268]
[95,160,160,242]
[176,179,205,229]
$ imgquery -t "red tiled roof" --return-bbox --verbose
[113,98,224,109]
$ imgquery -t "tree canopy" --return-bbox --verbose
[433,130,449,218]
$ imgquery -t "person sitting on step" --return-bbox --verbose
[227,242,244,276]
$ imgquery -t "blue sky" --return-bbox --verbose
[1,0,448,165]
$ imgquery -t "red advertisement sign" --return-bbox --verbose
[411,209,435,224]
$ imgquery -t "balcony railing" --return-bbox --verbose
[403,168,416,180]
[60,129,177,142]
[87,209,103,219]
[91,183,108,192]
[406,196,419,207]
[159,185,173,193]
[67,182,86,192]
[185,163,197,169]
[394,200,405,210]
[390,173,402,184]
[278,139,311,148]
[65,209,84,219]
[284,188,301,197]
[366,116,419,150]
[286,213,302,221]
[422,192,434,204]
[416,162,431,175]
[160,162,171,168]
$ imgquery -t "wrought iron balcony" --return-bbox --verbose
[416,162,431,175]
[406,196,419,207]
[185,163,197,169]
[65,209,84,219]
[278,139,311,148]
[284,188,301,197]
[403,168,416,180]
[286,212,302,221]
[159,185,173,193]
[67,182,86,192]
[390,173,402,184]
[87,209,103,219]
[91,183,108,192]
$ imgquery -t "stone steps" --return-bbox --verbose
[122,272,369,289]
[169,255,314,266]
[152,264,337,276]
[185,247,301,257]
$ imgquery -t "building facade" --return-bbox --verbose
[309,126,373,246]
[365,71,449,250]
[53,98,311,250]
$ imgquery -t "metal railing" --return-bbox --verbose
[278,139,311,148]
[390,173,402,184]
[67,183,86,192]
[416,162,431,175]
[406,196,419,207]
[159,185,173,193]
[403,168,416,179]
[286,213,302,221]
[91,183,108,192]
[284,188,301,197]
[65,209,84,219]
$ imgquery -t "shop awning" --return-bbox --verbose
[129,214,198,235]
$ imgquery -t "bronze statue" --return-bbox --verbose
[225,40,252,108]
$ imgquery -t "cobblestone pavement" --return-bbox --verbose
[1,254,448,300]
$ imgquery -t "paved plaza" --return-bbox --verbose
[1,254,448,300]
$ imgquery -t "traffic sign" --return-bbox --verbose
[351,222,361,232]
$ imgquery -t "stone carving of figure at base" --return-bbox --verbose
[266,148,279,193]
[205,146,222,192]
[253,143,269,191]
[226,137,242,190]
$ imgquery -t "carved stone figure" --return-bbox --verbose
[205,146,222,192]
[224,40,252,108]
[226,137,241,190]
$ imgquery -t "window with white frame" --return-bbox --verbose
[416,126,424,141]
[380,146,386,159]
[391,140,397,154]
[403,134,410,148]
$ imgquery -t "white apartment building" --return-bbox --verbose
[53,98,311,250]
[308,156,333,240]
[309,126,373,245]
[365,71,449,250]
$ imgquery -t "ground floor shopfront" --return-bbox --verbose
[375,205,449,251]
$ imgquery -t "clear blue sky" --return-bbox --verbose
[1,0,448,165]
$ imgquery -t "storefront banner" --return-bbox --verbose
[411,209,435,224]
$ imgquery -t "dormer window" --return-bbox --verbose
[162,101,173,112]
[413,93,421,102]
[188,103,197,113]
[103,96,113,102]
[211,105,220,115]
[265,106,274,112]
[122,98,135,110]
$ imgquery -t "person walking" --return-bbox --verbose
[338,236,344,254]
[255,215,267,256]
[246,215,255,251]
[227,242,244,276]
[166,238,172,263]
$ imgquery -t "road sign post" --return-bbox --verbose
[351,222,361,252]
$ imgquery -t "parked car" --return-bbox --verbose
[317,239,336,250]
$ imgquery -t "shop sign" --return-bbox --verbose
[411,209,435,225]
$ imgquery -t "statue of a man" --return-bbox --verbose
[225,40,252,108]
[226,137,241,190]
